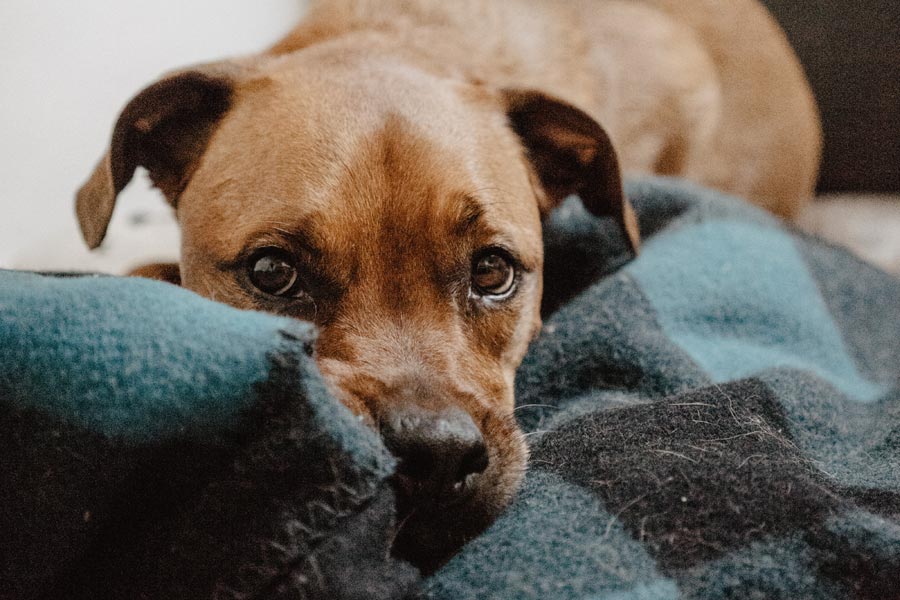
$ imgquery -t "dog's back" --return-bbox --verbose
[272,0,821,218]
[628,0,822,216]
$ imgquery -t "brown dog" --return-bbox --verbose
[75,0,820,572]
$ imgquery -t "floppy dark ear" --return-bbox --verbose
[76,67,237,249]
[502,89,640,254]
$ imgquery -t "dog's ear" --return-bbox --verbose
[76,65,238,249]
[502,89,640,254]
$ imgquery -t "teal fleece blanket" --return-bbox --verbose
[2,178,899,599]
[0,273,417,599]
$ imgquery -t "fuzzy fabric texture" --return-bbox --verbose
[428,179,900,599]
[2,178,898,599]
[0,272,418,600]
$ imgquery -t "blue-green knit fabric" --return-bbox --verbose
[2,178,898,599]
[0,273,416,600]
[428,179,900,600]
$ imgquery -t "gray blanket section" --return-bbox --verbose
[428,179,900,599]
[2,178,898,599]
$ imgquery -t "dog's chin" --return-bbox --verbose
[389,416,528,574]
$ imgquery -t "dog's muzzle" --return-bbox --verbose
[381,405,489,505]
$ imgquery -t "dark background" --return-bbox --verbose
[761,1,899,194]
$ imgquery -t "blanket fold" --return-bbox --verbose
[0,273,417,599]
[2,177,898,599]
[428,179,900,600]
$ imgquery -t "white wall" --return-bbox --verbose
[0,0,305,271]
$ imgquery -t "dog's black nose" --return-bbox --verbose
[382,406,489,501]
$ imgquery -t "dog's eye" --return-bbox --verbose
[472,251,516,298]
[248,248,299,296]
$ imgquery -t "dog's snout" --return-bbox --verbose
[382,406,488,500]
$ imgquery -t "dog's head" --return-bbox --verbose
[76,53,639,571]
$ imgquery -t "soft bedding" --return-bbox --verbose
[2,178,898,599]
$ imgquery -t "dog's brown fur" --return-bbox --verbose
[76,0,821,571]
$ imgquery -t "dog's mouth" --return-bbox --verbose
[386,424,525,574]
[388,470,495,574]
[391,471,480,510]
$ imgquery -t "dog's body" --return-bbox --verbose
[76,0,820,571]
[272,0,821,217]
